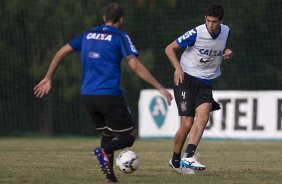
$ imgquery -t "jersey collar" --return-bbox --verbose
[205,24,221,39]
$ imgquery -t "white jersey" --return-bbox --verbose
[176,24,230,80]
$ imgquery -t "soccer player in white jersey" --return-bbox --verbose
[165,3,233,173]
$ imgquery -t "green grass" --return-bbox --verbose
[1,137,282,184]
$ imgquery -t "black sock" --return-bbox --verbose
[106,173,117,182]
[186,144,197,158]
[102,134,135,154]
[172,152,181,168]
[101,136,114,166]
[100,136,120,182]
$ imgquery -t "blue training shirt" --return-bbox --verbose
[69,25,139,95]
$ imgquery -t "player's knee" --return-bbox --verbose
[196,111,209,121]
[118,134,135,147]
[201,114,210,123]
[195,115,210,129]
[129,129,137,139]
[181,116,194,130]
[127,133,136,147]
[101,129,114,137]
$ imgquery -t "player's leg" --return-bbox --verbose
[180,103,211,170]
[94,95,136,182]
[181,80,220,170]
[82,95,128,182]
[184,81,220,156]
[102,129,136,154]
[170,116,193,168]
[187,102,211,152]
[170,73,196,173]
[100,130,115,166]
[95,129,136,183]
[102,95,136,152]
[100,129,137,167]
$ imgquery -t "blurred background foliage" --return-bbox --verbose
[0,0,281,135]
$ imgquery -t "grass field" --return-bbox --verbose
[1,137,282,184]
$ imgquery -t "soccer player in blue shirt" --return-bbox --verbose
[165,4,233,174]
[34,3,173,183]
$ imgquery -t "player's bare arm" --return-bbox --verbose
[223,48,233,60]
[34,44,74,98]
[126,55,173,105]
[165,41,184,86]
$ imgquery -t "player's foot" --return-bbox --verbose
[93,147,118,182]
[168,159,181,173]
[169,159,195,174]
[105,178,119,183]
[180,156,206,170]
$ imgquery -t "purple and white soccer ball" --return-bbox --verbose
[116,150,140,174]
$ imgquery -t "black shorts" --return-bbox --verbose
[173,73,220,117]
[82,95,134,133]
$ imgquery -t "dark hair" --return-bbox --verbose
[205,4,224,20]
[104,3,124,23]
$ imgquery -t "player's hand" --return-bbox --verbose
[223,49,233,60]
[159,88,173,106]
[34,78,52,98]
[174,68,184,86]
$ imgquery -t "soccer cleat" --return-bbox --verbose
[169,159,195,175]
[180,156,206,170]
[168,159,181,173]
[93,147,118,182]
[105,178,119,183]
